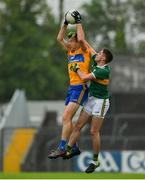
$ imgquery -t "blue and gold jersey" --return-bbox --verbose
[67,47,91,85]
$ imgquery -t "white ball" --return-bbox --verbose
[65,10,76,24]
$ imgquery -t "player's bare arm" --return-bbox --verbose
[77,69,95,82]
[70,11,87,51]
[57,24,68,50]
[84,40,97,55]
[76,24,88,51]
[70,63,95,82]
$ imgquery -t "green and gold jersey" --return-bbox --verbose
[89,61,110,99]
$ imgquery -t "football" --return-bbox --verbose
[65,10,76,24]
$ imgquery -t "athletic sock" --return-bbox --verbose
[72,143,79,152]
[93,154,99,161]
[58,140,67,151]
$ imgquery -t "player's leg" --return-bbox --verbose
[85,98,110,173]
[59,102,80,149]
[60,84,88,152]
[91,117,103,158]
[48,102,79,159]
[68,109,91,146]
[85,116,103,173]
[60,84,88,153]
[48,84,88,159]
[64,97,93,159]
[64,109,91,159]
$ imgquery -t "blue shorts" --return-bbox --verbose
[65,84,88,106]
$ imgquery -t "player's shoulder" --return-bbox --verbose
[94,65,110,74]
[104,65,110,71]
[97,64,109,69]
[101,65,110,75]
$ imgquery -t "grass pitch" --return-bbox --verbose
[0,172,145,179]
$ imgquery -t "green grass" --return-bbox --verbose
[0,172,145,179]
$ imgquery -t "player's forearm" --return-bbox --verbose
[77,70,90,82]
[84,40,97,55]
[57,24,67,42]
[76,24,85,42]
[76,24,87,51]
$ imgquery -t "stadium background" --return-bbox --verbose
[0,0,145,179]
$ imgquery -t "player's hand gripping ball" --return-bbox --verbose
[65,10,81,24]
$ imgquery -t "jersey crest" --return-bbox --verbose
[68,54,84,63]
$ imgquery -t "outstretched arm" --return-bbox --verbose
[76,24,88,51]
[57,24,68,50]
[71,11,88,51]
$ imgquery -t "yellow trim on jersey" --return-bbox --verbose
[93,79,109,85]
[78,84,86,104]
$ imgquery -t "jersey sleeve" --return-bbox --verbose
[92,67,109,79]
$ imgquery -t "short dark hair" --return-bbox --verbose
[103,48,113,63]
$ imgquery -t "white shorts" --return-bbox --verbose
[83,96,110,118]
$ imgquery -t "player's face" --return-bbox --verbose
[95,50,105,62]
[67,37,79,51]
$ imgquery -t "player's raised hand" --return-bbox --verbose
[71,10,82,24]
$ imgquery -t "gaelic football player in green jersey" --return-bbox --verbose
[64,48,113,173]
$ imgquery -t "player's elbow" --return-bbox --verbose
[77,33,85,43]
[78,38,87,51]
[77,38,85,44]
[57,36,63,43]
[57,37,61,43]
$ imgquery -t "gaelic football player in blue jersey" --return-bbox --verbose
[48,11,95,159]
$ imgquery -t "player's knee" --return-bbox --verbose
[62,108,74,122]
[62,113,70,124]
[90,129,99,136]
